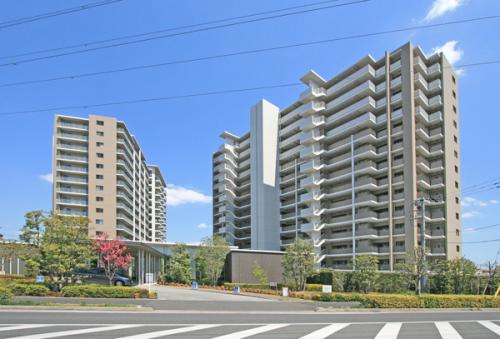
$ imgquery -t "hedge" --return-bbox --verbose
[0,287,12,304]
[62,285,150,299]
[310,292,500,308]
[0,275,35,284]
[1,283,50,296]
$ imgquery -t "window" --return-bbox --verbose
[454,165,459,173]
[96,164,104,169]
[454,150,458,158]
[453,120,457,128]
[455,181,459,189]
[456,229,460,236]
[96,153,104,158]
[452,90,456,99]
[394,154,403,161]
[96,142,104,147]
[96,131,104,137]
[96,185,104,191]
[96,220,104,225]
[452,75,456,84]
[96,174,104,179]
[96,208,104,213]
[453,105,457,114]
[456,245,460,252]
[96,120,104,126]
[456,213,460,220]
[455,197,459,204]
[453,135,458,143]
[96,197,103,202]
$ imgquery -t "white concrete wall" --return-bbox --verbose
[250,100,281,250]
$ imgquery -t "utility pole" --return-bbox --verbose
[294,158,299,241]
[415,197,428,293]
[351,134,356,271]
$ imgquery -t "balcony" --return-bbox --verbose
[299,129,324,145]
[329,81,376,108]
[57,175,88,184]
[58,121,88,130]
[326,97,376,125]
[328,64,376,94]
[57,198,88,206]
[57,186,88,194]
[57,143,88,152]
[57,165,88,173]
[299,86,326,102]
[300,115,325,131]
[57,133,88,141]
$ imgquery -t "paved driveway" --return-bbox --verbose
[150,286,274,302]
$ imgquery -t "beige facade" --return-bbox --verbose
[53,114,167,242]
[213,42,462,271]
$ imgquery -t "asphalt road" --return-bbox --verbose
[0,309,498,338]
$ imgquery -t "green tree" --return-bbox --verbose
[195,236,229,286]
[393,262,415,292]
[252,262,268,285]
[19,210,45,247]
[352,255,379,293]
[447,257,477,294]
[27,213,93,291]
[430,259,451,294]
[164,244,193,284]
[282,239,315,291]
[405,247,428,295]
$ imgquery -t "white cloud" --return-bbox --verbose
[462,211,480,219]
[431,40,463,65]
[197,223,208,229]
[166,184,211,206]
[464,227,478,233]
[39,173,53,183]
[461,196,499,208]
[425,0,464,21]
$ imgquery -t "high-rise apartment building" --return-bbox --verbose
[52,114,167,242]
[213,100,281,250]
[213,42,462,271]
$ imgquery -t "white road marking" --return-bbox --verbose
[115,325,220,339]
[374,322,402,339]
[478,320,500,335]
[435,322,463,339]
[212,324,289,339]
[6,324,141,339]
[0,325,52,332]
[299,323,350,339]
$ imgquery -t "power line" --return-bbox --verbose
[462,179,500,194]
[461,238,500,244]
[0,0,369,67]
[0,0,124,30]
[464,223,500,232]
[0,83,303,117]
[0,0,352,60]
[1,56,500,117]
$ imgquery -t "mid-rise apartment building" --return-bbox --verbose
[52,115,167,242]
[213,42,462,271]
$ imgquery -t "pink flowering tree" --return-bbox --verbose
[93,233,133,286]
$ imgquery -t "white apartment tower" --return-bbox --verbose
[213,42,462,271]
[53,114,167,242]
[213,100,281,250]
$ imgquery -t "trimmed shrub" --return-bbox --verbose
[3,283,50,296]
[62,285,149,298]
[0,287,12,304]
[310,292,500,308]
[305,284,323,292]
[0,275,36,284]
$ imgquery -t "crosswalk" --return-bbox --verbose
[0,320,498,338]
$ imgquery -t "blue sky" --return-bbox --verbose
[0,0,499,265]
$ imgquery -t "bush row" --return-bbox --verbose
[309,292,500,308]
[0,287,12,304]
[0,275,35,284]
[61,285,150,299]
[0,282,50,296]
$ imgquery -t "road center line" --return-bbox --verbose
[299,323,350,339]
[434,322,463,339]
[115,324,220,339]
[212,324,289,339]
[478,320,500,335]
[374,322,402,339]
[6,324,141,339]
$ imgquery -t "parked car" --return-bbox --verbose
[74,268,132,286]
